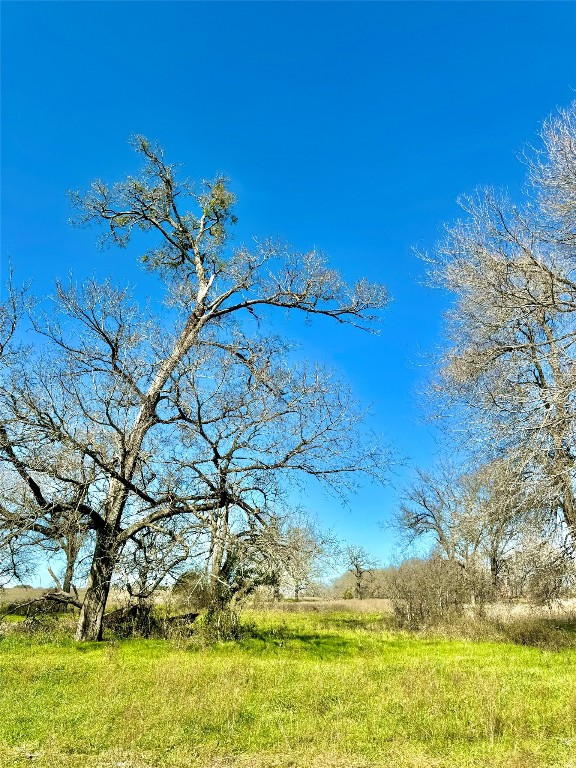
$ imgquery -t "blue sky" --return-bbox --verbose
[2,1,576,568]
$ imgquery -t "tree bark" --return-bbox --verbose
[62,558,74,595]
[355,572,363,599]
[75,528,118,641]
[489,554,500,591]
[560,475,576,541]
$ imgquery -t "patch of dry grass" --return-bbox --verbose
[255,598,394,614]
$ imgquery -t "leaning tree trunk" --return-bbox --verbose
[75,529,119,641]
[62,562,74,596]
[75,308,205,641]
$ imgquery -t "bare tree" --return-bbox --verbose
[529,103,576,236]
[0,137,388,640]
[279,519,336,601]
[0,279,39,587]
[427,102,576,543]
[167,338,380,620]
[340,544,379,599]
[398,463,481,568]
[398,459,536,591]
[0,440,93,594]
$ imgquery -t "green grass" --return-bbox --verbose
[1,610,575,767]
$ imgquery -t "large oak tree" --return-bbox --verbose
[0,138,387,640]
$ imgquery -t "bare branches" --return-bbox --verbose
[428,101,576,541]
[70,137,388,332]
[2,139,388,639]
[340,545,380,599]
[530,103,576,235]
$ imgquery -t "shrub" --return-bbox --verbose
[497,616,576,651]
[387,556,471,629]
[103,603,200,640]
[171,570,213,610]
[104,603,161,639]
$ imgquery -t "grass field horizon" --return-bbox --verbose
[1,607,575,768]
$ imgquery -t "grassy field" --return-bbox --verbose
[0,609,575,768]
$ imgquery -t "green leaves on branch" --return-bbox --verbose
[69,135,237,274]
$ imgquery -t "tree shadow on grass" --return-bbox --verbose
[312,615,393,632]
[236,628,367,658]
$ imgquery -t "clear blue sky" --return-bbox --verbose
[2,1,575,566]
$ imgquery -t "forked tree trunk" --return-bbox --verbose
[75,529,119,641]
[62,532,84,595]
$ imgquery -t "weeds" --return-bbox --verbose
[494,615,576,651]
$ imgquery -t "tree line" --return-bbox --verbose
[390,103,576,612]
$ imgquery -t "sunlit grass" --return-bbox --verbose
[1,610,575,767]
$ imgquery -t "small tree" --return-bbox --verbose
[341,545,379,599]
[280,521,334,600]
